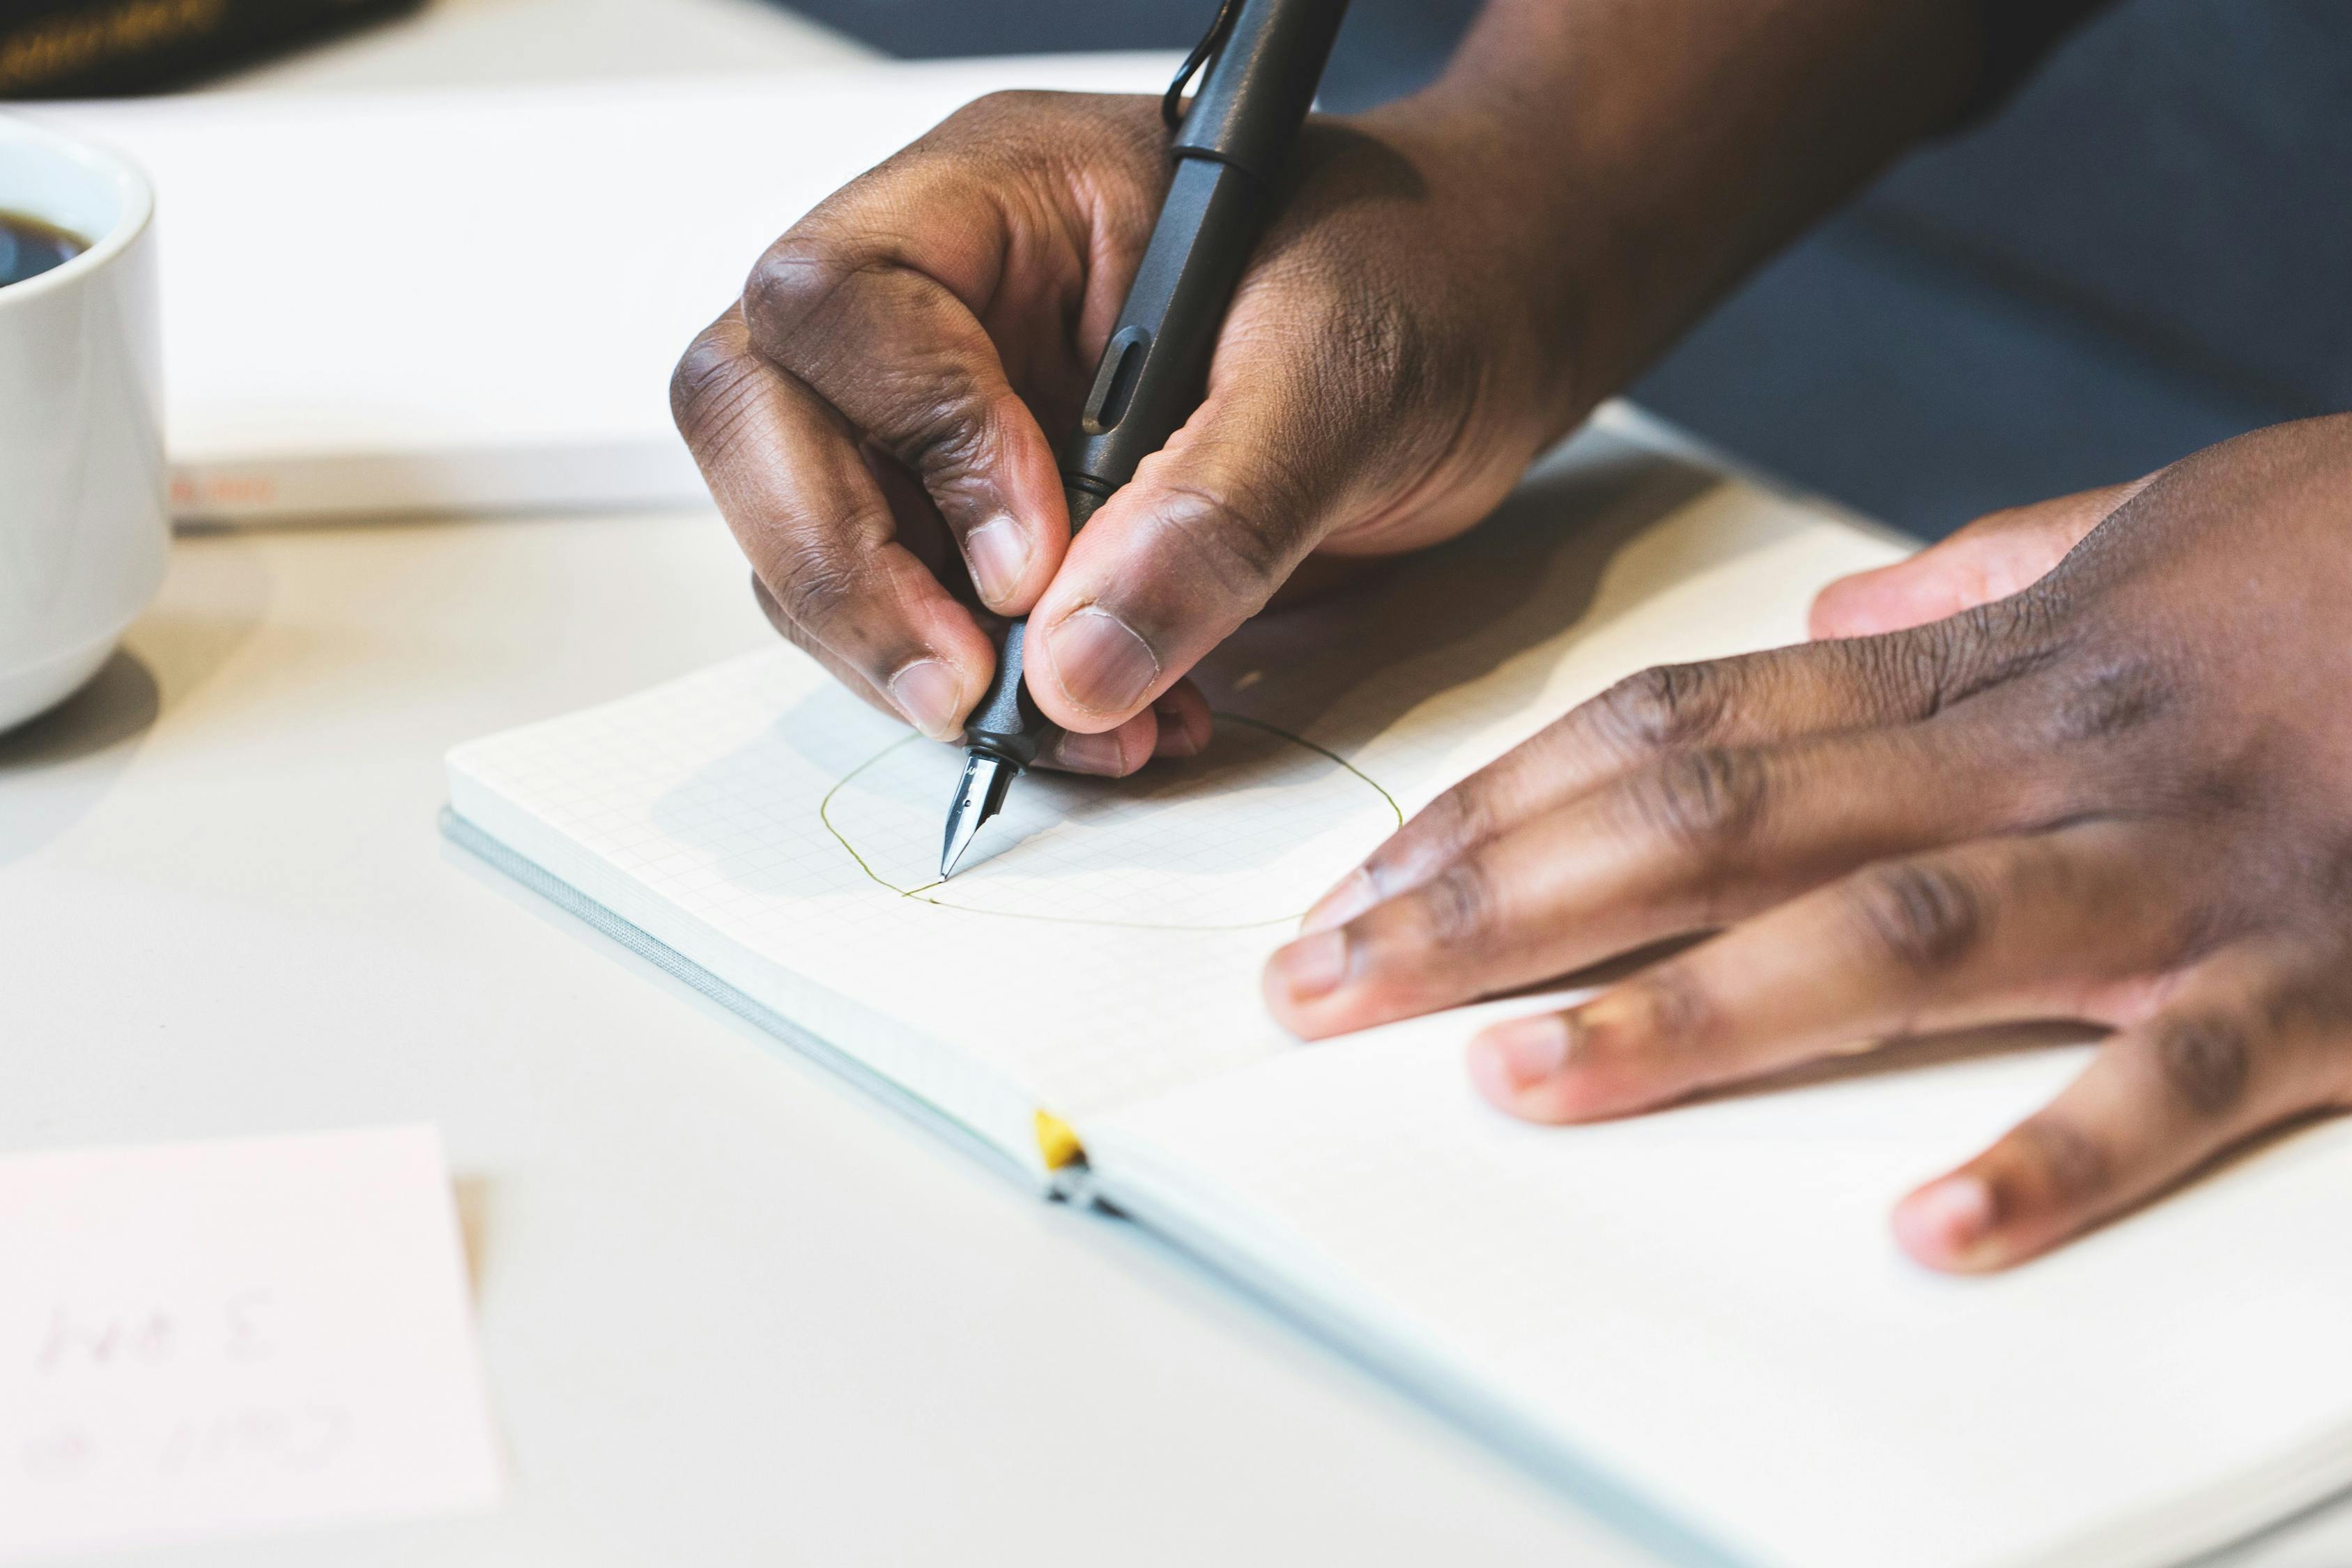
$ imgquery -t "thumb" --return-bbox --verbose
[1810,476,2155,640]
[1021,345,1361,734]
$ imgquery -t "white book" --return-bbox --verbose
[442,410,2352,1568]
[33,56,1180,523]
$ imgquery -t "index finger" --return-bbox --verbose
[672,308,995,739]
[1302,627,1978,933]
[741,109,1151,617]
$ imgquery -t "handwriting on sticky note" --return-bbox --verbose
[0,1128,502,1561]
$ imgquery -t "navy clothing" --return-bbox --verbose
[1636,0,2352,535]
[1970,0,2114,115]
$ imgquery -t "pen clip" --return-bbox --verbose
[1161,0,1244,134]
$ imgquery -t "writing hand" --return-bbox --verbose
[672,90,1574,774]
[1266,415,2352,1273]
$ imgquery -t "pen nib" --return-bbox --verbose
[939,752,1016,880]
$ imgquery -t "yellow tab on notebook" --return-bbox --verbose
[1033,1110,1084,1170]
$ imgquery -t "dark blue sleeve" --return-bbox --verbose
[1961,0,2117,120]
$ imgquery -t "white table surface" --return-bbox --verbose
[6,2,2348,1564]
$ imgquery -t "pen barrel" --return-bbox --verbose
[1058,155,1266,509]
[964,617,1047,768]
[1054,0,1347,517]
[966,465,1123,766]
[1062,475,1110,535]
[1172,0,1350,184]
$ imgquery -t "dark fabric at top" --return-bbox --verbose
[767,0,1482,113]
[1884,0,2352,411]
[1967,0,2119,116]
[776,1,2116,118]
[1633,0,2352,536]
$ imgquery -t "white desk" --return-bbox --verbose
[4,3,2346,1564]
[5,505,1649,1567]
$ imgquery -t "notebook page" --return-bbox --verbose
[447,414,1906,1170]
[1082,1006,2352,1568]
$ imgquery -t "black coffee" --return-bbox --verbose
[0,209,86,288]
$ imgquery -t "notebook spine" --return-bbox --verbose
[0,0,424,98]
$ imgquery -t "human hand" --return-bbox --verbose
[1808,479,2147,639]
[672,89,1580,775]
[1265,415,2352,1273]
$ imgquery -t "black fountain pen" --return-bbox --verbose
[938,0,1352,878]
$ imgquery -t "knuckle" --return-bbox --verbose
[1399,784,1493,871]
[1148,470,1314,601]
[1630,969,1717,1053]
[1885,625,1971,712]
[1848,861,1986,974]
[1829,633,1953,721]
[1411,862,1497,951]
[2012,1115,2112,1207]
[2149,1015,2254,1119]
[884,367,993,486]
[1930,591,2070,711]
[1596,663,1728,752]
[669,330,754,443]
[751,240,997,492]
[1629,746,1769,853]
[765,535,865,631]
[1973,581,2073,649]
[742,235,847,339]
[2044,656,2174,746]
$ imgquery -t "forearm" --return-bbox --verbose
[1374,0,1991,430]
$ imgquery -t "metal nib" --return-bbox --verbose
[939,751,1017,879]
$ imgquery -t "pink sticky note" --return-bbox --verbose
[0,1127,502,1560]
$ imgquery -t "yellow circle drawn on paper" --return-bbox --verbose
[818,713,1402,932]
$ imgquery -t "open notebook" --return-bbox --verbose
[445,410,2352,1568]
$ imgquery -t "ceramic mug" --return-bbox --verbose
[0,115,165,732]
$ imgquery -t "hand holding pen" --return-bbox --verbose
[670,7,1583,804]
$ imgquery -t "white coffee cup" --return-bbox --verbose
[0,115,165,732]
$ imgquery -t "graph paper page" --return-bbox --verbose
[446,415,1906,1168]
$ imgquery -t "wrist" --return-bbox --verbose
[1362,0,1988,426]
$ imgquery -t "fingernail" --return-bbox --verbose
[1052,728,1126,775]
[1894,1175,1996,1265]
[964,516,1031,607]
[1477,1014,1573,1091]
[1302,868,1378,934]
[1153,725,1202,760]
[1270,929,1349,1004]
[889,659,963,741]
[1050,607,1159,715]
[1152,698,1204,758]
